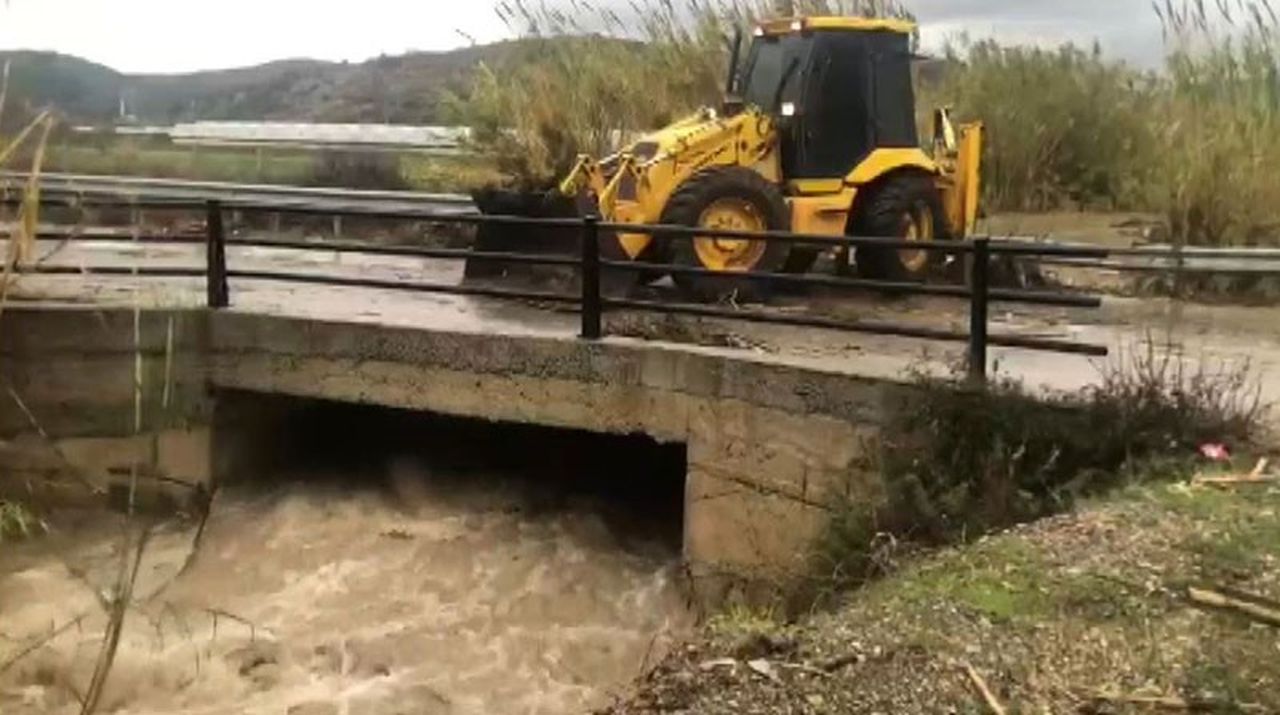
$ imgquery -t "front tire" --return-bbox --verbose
[852,174,948,283]
[662,167,790,303]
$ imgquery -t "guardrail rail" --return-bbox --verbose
[6,190,1117,382]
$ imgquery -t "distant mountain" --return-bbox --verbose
[0,43,525,126]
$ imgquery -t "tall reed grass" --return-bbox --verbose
[1152,0,1280,246]
[0,59,55,539]
[451,0,908,187]
[924,40,1157,212]
[456,0,1278,246]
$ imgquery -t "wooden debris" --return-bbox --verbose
[1188,586,1280,628]
[1193,457,1274,488]
[1089,690,1267,713]
[962,662,1007,715]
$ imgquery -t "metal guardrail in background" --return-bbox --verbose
[9,192,1113,383]
[0,172,478,217]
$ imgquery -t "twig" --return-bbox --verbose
[819,652,865,672]
[1187,586,1280,627]
[1088,690,1267,712]
[962,662,1007,715]
[1192,457,1274,487]
[4,380,105,494]
[636,631,660,677]
[79,524,151,715]
[0,614,87,676]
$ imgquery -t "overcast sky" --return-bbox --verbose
[0,0,1167,74]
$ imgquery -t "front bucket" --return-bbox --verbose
[463,188,582,290]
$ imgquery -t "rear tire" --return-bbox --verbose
[662,167,790,303]
[852,174,948,283]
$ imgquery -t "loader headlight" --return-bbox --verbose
[790,20,804,32]
[780,102,797,118]
[753,27,765,37]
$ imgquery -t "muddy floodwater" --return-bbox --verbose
[0,454,694,714]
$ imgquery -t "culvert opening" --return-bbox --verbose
[7,390,698,713]
[217,390,689,553]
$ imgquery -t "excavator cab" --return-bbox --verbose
[738,19,919,183]
[466,16,983,302]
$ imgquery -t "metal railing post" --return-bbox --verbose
[206,200,229,308]
[580,214,603,339]
[968,238,990,383]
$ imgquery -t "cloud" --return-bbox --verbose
[909,0,1166,66]
[0,1,509,73]
[0,0,1170,72]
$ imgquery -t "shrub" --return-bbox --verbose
[309,150,410,190]
[1,61,54,537]
[815,338,1267,591]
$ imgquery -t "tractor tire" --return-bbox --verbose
[663,166,790,303]
[852,173,949,283]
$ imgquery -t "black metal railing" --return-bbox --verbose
[11,193,1116,382]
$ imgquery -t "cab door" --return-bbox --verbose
[786,31,874,180]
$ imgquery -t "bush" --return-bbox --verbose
[927,40,1156,212]
[815,338,1267,591]
[310,150,409,190]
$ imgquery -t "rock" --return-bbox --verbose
[746,658,780,682]
[699,658,737,672]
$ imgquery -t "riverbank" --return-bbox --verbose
[603,474,1280,713]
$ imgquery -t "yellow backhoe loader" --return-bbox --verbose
[466,15,983,301]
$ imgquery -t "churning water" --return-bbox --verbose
[0,415,694,714]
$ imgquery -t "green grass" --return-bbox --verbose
[0,499,46,542]
[673,481,1280,712]
[42,141,502,192]
[1150,480,1280,584]
[889,539,1056,622]
[47,143,317,184]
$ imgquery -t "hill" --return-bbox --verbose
[0,42,526,126]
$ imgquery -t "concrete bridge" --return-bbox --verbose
[0,301,907,599]
[3,236,1277,601]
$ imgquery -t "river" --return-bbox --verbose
[0,453,694,714]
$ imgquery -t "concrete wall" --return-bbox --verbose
[0,307,212,509]
[1,306,908,599]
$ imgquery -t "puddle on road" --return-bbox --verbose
[0,454,693,714]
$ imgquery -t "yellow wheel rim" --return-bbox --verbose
[897,204,933,274]
[693,198,768,272]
